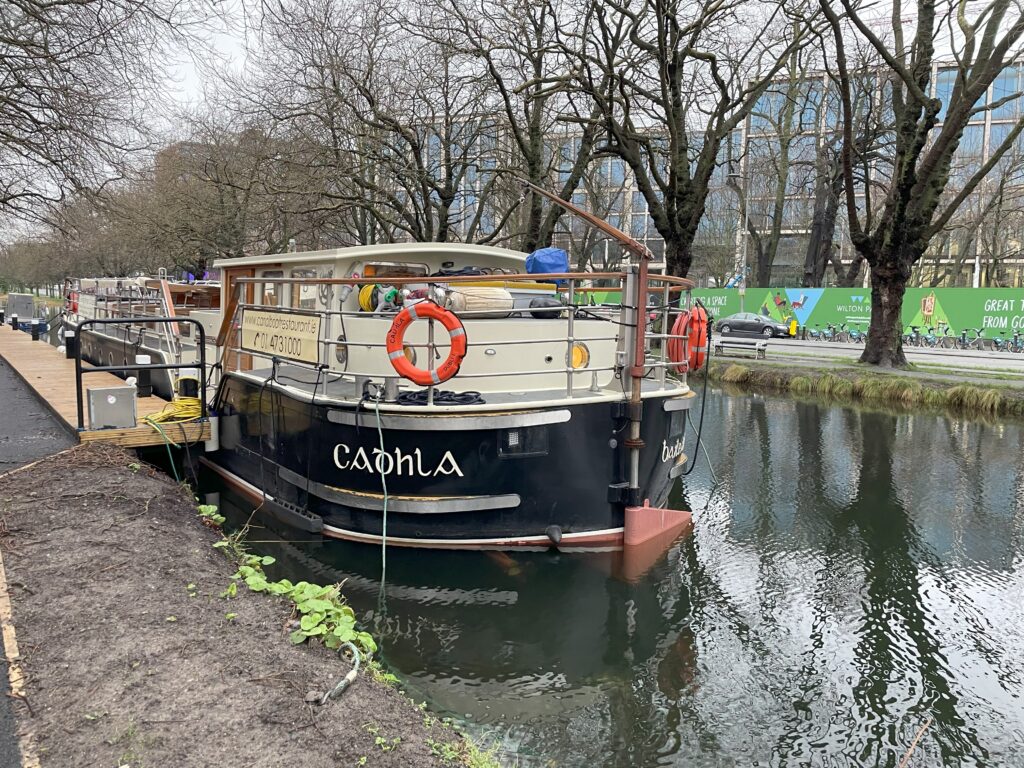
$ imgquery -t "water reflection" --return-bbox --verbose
[206,391,1024,767]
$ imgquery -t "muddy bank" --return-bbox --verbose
[0,443,487,767]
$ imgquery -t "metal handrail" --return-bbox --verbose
[221,270,694,403]
[74,317,208,431]
[230,271,696,289]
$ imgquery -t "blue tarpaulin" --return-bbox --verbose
[526,247,569,282]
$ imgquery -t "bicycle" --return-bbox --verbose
[992,331,1009,352]
[1011,329,1024,353]
[903,325,923,347]
[847,322,866,343]
[955,327,986,351]
[834,322,852,343]
[937,324,957,349]
[922,325,939,348]
[808,324,822,340]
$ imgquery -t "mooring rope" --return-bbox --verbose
[320,641,361,704]
[372,397,389,605]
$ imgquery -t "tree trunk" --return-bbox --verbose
[832,252,865,287]
[803,173,842,286]
[859,268,908,367]
[665,238,692,277]
[754,243,772,287]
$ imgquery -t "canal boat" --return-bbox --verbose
[62,275,221,398]
[200,196,706,550]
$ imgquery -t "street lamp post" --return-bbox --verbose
[727,170,749,313]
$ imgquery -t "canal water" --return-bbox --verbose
[205,391,1024,767]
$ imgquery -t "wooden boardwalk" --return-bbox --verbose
[0,324,210,448]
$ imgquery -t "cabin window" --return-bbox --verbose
[288,267,334,309]
[291,268,322,310]
[260,270,284,307]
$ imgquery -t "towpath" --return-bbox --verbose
[0,359,76,768]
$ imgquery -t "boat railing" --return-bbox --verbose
[220,271,696,402]
[70,287,186,363]
[73,317,208,430]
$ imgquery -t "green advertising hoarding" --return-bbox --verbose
[690,287,1024,338]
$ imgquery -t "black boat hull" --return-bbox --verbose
[208,373,692,548]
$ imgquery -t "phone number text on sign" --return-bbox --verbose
[240,308,323,364]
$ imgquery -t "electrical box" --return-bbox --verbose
[87,386,137,429]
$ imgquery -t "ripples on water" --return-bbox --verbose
[210,392,1024,767]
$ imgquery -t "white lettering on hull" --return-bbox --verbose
[333,444,464,478]
[662,437,685,463]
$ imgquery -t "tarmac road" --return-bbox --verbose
[0,358,76,767]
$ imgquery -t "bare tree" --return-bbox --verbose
[561,0,810,277]
[414,0,603,252]
[821,0,1024,366]
[0,0,213,222]
[239,0,503,246]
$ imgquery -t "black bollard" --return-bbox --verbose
[10,314,18,331]
[135,354,153,397]
[30,319,40,341]
[0,310,5,325]
[64,329,78,360]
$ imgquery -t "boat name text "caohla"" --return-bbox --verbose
[333,444,464,478]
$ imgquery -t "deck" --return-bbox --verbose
[0,324,211,448]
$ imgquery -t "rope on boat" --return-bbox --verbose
[372,397,390,598]
[320,642,361,704]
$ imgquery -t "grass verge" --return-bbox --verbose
[705,361,1024,419]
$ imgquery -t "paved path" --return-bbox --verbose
[0,358,76,768]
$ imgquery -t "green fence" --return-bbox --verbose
[686,287,1024,337]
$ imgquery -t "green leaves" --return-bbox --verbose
[197,504,226,527]
[219,547,377,656]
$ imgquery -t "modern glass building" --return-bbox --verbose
[504,63,1024,288]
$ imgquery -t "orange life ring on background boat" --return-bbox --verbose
[667,306,709,373]
[386,302,467,387]
[67,291,79,313]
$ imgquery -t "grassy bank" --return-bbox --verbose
[700,360,1024,419]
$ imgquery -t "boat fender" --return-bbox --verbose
[385,301,468,387]
[529,297,563,319]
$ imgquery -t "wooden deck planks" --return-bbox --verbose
[0,323,210,447]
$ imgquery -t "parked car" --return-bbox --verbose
[715,312,792,338]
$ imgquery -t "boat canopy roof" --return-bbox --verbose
[212,242,529,272]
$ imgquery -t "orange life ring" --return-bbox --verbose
[667,306,709,372]
[667,311,690,373]
[385,302,467,387]
[66,291,79,313]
